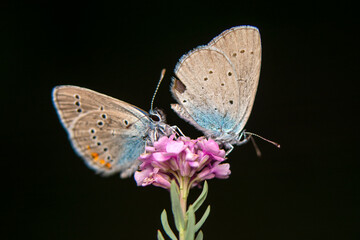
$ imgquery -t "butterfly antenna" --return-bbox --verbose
[245,131,281,148]
[150,69,166,112]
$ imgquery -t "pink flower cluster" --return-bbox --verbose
[135,135,231,189]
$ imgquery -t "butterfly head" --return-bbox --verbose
[148,108,166,123]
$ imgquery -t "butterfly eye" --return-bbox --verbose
[150,114,160,122]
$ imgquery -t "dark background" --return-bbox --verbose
[4,1,359,239]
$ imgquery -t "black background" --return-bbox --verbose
[4,1,359,240]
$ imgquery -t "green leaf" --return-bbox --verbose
[192,181,208,212]
[170,180,184,231]
[194,205,210,232]
[157,230,165,240]
[185,205,195,240]
[195,230,203,240]
[160,209,178,240]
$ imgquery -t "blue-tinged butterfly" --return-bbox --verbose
[53,73,173,178]
[171,26,263,150]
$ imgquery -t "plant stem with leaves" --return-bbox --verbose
[158,180,210,240]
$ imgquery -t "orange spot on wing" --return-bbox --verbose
[91,152,99,161]
[86,145,91,150]
[105,163,112,169]
[99,159,105,165]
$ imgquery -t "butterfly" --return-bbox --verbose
[171,25,262,150]
[52,84,172,178]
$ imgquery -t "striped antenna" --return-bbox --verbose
[245,131,281,148]
[150,69,166,112]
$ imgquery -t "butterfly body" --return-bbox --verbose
[171,26,261,148]
[53,85,171,178]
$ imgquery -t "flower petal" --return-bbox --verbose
[136,134,230,189]
[185,148,198,161]
[145,146,155,152]
[153,152,172,161]
[166,140,185,154]
[196,168,216,181]
[154,136,170,151]
[212,163,231,179]
[134,167,153,186]
[152,173,171,189]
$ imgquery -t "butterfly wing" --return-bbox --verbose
[171,47,240,137]
[171,26,261,142]
[208,26,261,135]
[53,85,150,177]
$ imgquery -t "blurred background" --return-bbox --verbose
[4,1,359,239]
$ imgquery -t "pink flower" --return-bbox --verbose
[134,135,230,189]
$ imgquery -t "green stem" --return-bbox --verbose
[179,176,190,240]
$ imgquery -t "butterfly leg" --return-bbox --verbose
[169,125,185,137]
[225,144,234,156]
[235,130,251,146]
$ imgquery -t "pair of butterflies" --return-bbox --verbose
[53,26,262,178]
